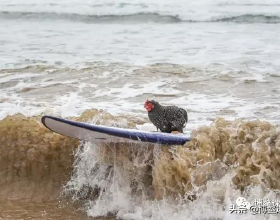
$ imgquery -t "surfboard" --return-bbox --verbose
[41,116,191,145]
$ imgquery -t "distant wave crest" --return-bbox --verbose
[1,11,280,24]
[214,14,280,23]
[0,11,182,23]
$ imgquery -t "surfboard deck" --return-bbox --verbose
[41,116,191,145]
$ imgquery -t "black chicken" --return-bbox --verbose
[144,99,188,133]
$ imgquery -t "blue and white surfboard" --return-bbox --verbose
[41,116,190,145]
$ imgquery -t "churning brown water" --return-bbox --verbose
[0,110,279,219]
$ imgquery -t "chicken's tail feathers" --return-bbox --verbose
[183,109,188,123]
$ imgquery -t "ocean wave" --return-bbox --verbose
[0,114,79,201]
[1,110,280,218]
[0,11,182,23]
[214,14,280,23]
[1,11,280,24]
[1,111,280,198]
[0,109,136,201]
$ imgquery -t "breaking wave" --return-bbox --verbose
[0,11,182,24]
[0,109,139,202]
[1,11,280,24]
[215,14,280,23]
[1,109,280,219]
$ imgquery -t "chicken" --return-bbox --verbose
[144,99,188,133]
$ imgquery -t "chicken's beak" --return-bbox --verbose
[144,103,148,110]
[144,100,148,109]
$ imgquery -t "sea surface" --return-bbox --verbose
[0,0,280,219]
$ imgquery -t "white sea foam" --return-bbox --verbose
[65,142,280,220]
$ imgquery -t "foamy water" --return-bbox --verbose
[1,0,280,219]
[63,118,280,220]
